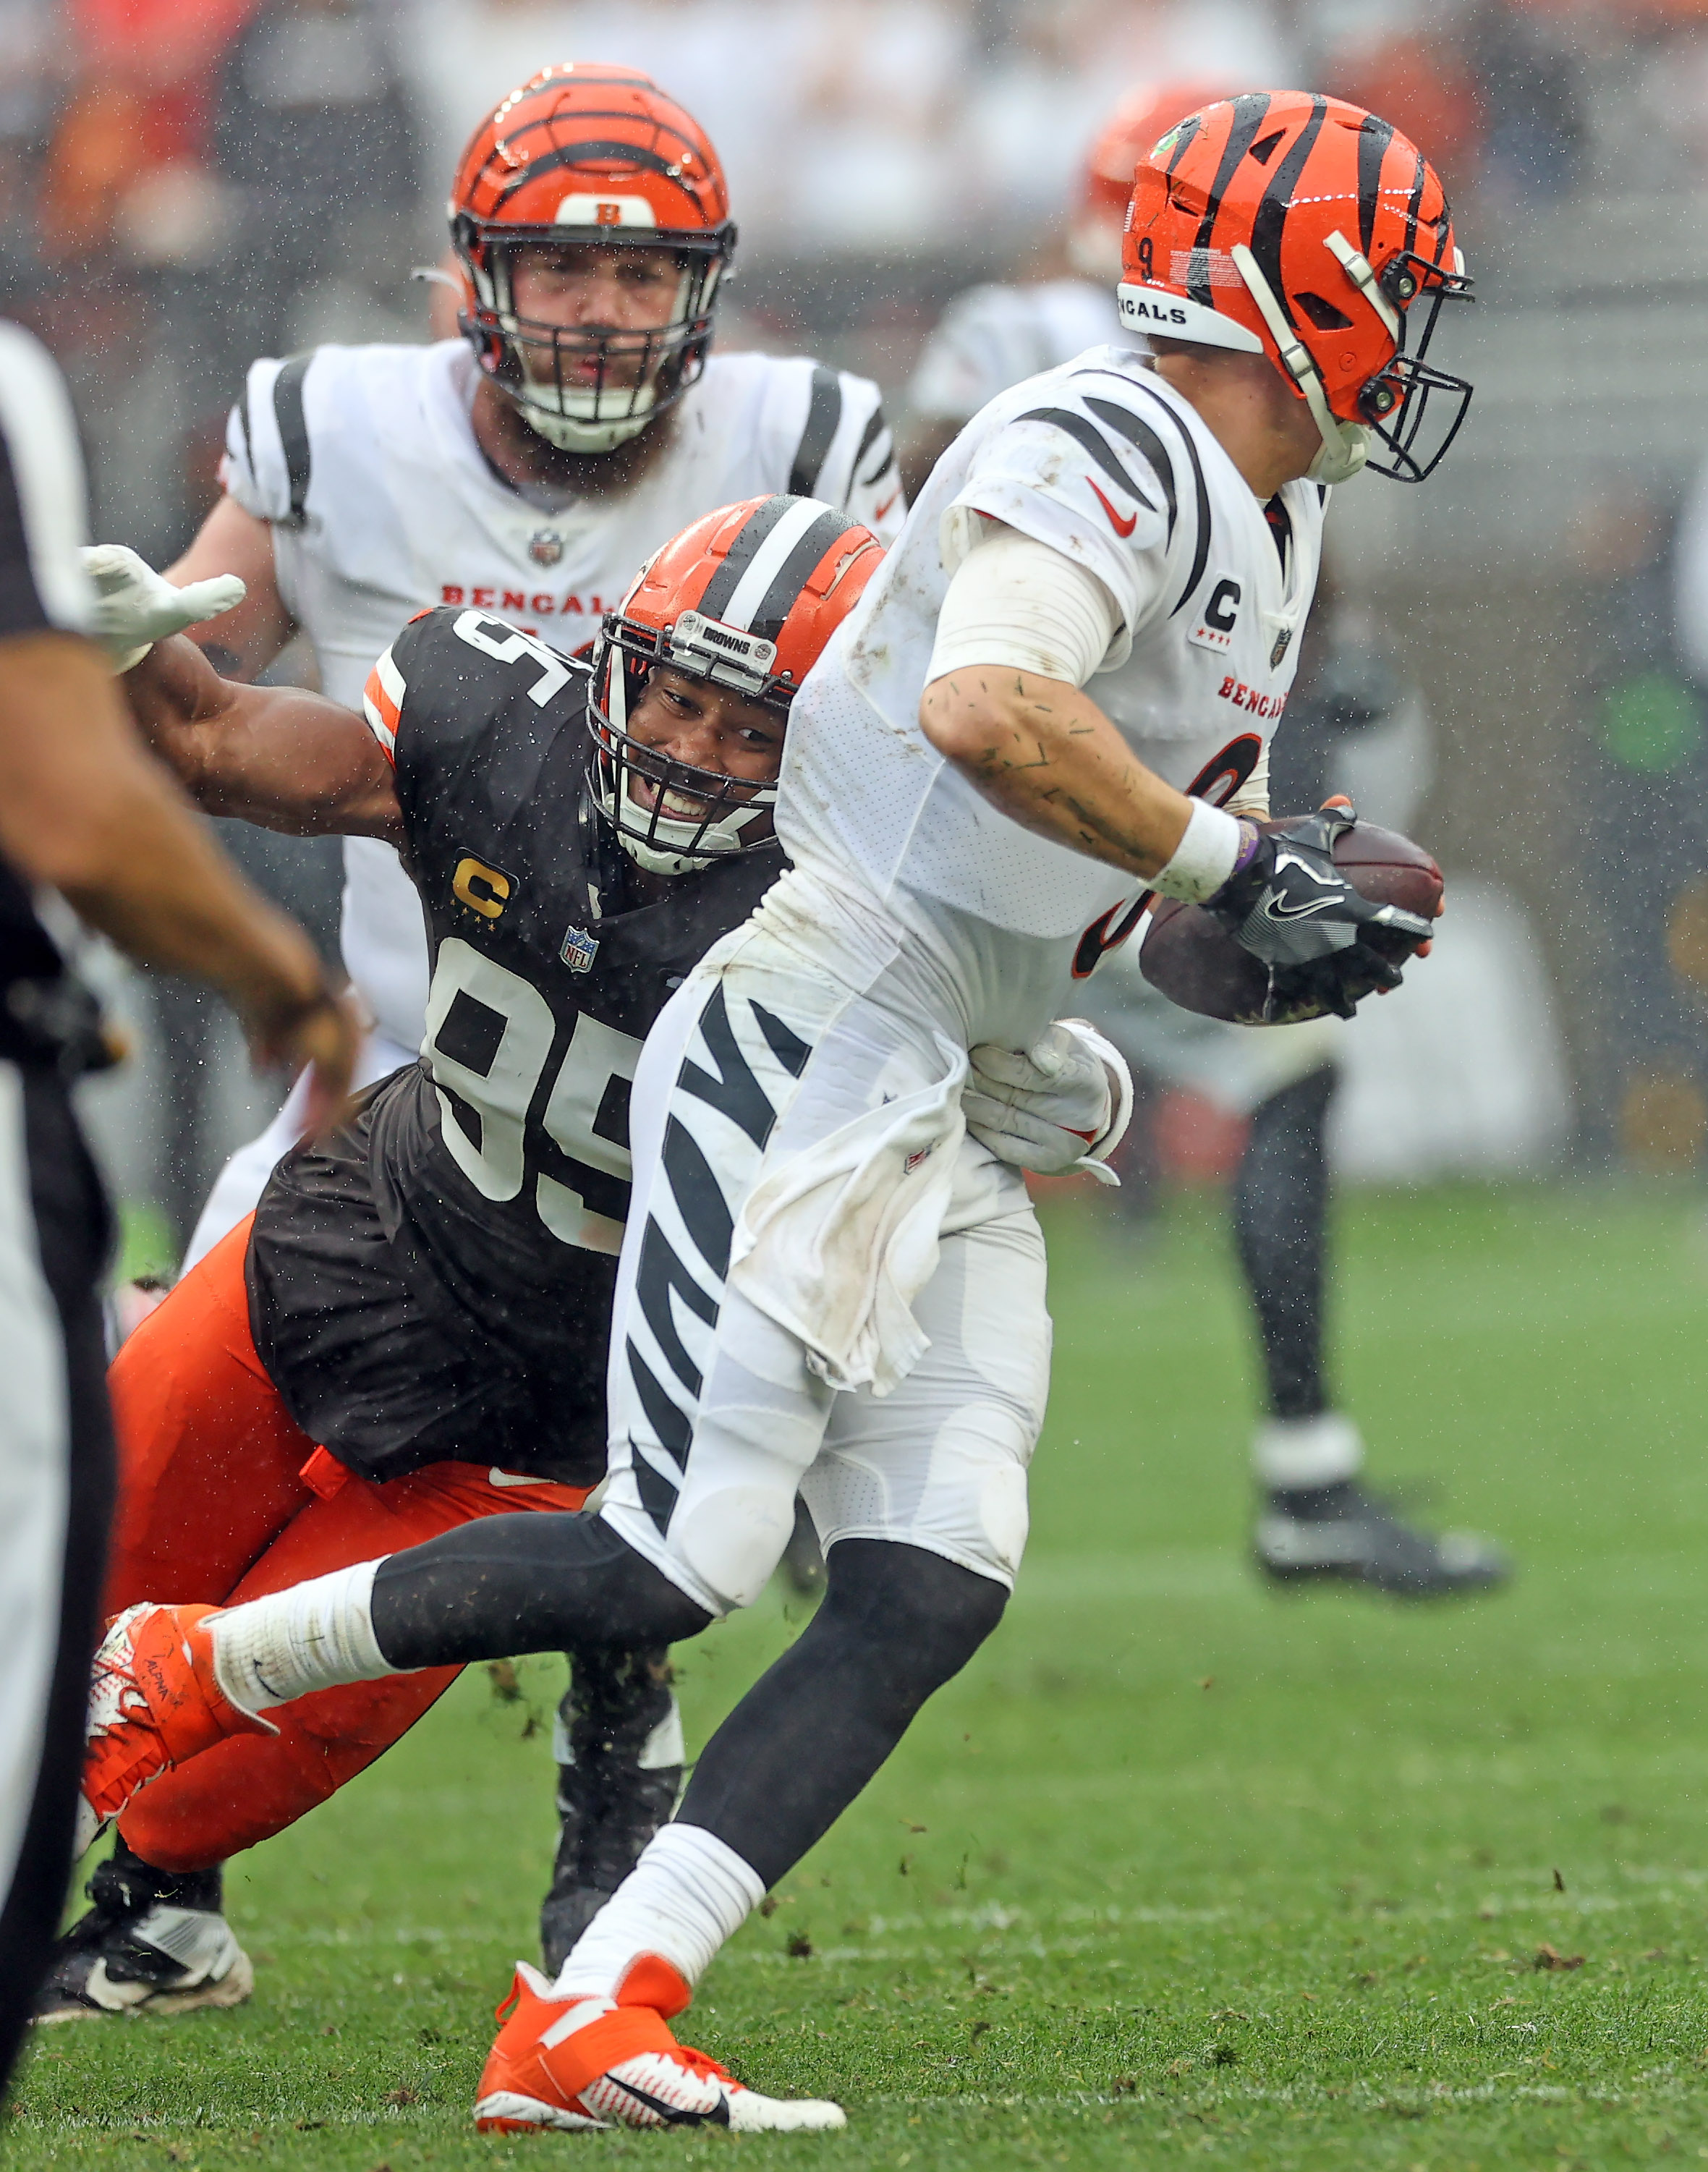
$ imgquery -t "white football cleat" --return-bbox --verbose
[474,1963,846,2133]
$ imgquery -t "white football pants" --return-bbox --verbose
[599,921,1052,1619]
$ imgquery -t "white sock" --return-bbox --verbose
[209,1559,406,1714]
[553,1822,765,2001]
[1253,1412,1364,1490]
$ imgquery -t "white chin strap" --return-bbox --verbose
[1228,242,1370,486]
[601,777,775,877]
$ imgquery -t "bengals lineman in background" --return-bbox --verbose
[903,82,1508,1600]
[77,96,1480,2131]
[0,324,353,2093]
[61,64,903,2019]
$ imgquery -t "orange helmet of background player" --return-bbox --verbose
[590,496,883,873]
[1070,80,1231,279]
[449,63,736,454]
[1120,91,1473,483]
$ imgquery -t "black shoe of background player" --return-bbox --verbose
[35,1838,252,2021]
[779,1496,826,1603]
[1254,1477,1511,1598]
[540,1646,684,1975]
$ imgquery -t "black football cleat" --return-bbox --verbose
[36,1840,252,2022]
[540,1647,683,1974]
[1254,1479,1511,1598]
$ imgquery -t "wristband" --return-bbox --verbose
[1150,799,1246,904]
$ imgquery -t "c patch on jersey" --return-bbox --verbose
[560,924,600,974]
[452,854,516,921]
[1187,575,1242,655]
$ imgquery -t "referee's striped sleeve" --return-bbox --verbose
[0,322,92,641]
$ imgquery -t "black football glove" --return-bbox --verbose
[1208,803,1433,1022]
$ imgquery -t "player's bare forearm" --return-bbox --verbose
[166,495,295,679]
[919,666,1193,880]
[124,635,403,847]
[0,631,355,1100]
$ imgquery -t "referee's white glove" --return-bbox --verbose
[80,543,247,673]
[964,1018,1134,1187]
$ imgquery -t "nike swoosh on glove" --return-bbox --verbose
[1208,803,1432,971]
[80,545,247,674]
[964,1019,1133,1186]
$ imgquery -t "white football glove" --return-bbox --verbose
[964,1018,1134,1186]
[80,543,247,673]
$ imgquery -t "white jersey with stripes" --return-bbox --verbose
[906,277,1123,426]
[220,338,902,1053]
[776,346,1325,1049]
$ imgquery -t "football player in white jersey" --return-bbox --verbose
[76,95,1471,2130]
[174,62,903,1268]
[904,80,1507,1599]
[83,62,902,2019]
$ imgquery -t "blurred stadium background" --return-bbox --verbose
[7,0,1708,1252]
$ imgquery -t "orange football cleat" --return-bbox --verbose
[76,1604,270,1857]
[473,1963,846,2133]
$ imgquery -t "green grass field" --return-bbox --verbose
[14,1180,1708,2170]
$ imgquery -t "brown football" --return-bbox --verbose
[1138,816,1443,1026]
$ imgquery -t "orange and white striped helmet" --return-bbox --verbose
[1120,91,1473,483]
[449,64,736,454]
[590,496,883,873]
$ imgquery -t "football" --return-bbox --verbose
[1138,815,1444,1026]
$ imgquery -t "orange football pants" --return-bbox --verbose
[105,1216,589,1873]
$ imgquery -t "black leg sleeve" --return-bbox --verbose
[676,1537,1008,1893]
[1231,1064,1338,1422]
[370,1514,713,1671]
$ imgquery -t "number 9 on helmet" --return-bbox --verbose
[1118,92,1474,485]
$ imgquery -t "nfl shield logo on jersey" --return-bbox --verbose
[560,924,600,974]
[1270,625,1293,669]
[530,529,564,568]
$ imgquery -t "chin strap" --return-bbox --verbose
[1228,242,1370,487]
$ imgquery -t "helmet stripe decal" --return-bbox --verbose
[788,368,844,497]
[747,509,859,642]
[1014,407,1155,510]
[493,138,700,207]
[1246,95,1328,341]
[1190,92,1273,304]
[696,497,798,621]
[1356,112,1394,258]
[1165,110,1204,177]
[1402,148,1426,260]
[1084,395,1177,545]
[716,501,841,635]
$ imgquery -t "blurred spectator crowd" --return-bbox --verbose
[15,0,1708,1230]
[10,0,1708,552]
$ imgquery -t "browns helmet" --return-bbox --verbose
[1069,80,1231,281]
[449,64,736,453]
[1120,91,1472,484]
[590,496,883,874]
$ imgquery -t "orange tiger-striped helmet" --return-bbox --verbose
[449,64,736,454]
[1071,80,1231,279]
[590,496,883,873]
[1120,91,1472,484]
